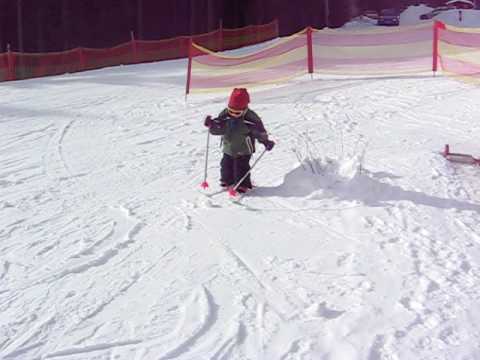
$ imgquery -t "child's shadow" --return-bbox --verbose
[251,164,480,213]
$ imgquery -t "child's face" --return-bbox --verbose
[228,108,245,118]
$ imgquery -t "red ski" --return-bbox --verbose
[442,144,480,165]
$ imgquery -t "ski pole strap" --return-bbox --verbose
[232,148,267,191]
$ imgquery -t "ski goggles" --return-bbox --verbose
[227,107,246,117]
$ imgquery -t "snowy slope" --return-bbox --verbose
[2,14,480,360]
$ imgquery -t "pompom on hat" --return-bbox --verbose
[228,88,250,111]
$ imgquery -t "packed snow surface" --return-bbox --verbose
[2,7,480,360]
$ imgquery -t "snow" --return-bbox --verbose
[347,4,480,28]
[446,0,475,7]
[2,6,480,360]
[400,5,436,25]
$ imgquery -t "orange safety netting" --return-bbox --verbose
[0,54,10,80]
[194,29,224,53]
[187,29,309,93]
[132,31,221,65]
[311,23,433,75]
[222,21,280,51]
[0,20,278,83]
[438,24,480,83]
[135,38,190,63]
[81,43,133,71]
[12,50,81,80]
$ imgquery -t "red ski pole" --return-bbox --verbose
[229,149,267,197]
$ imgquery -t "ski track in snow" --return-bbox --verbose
[1,56,480,359]
[187,76,480,358]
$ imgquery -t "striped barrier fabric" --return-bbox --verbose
[438,24,480,82]
[188,29,309,93]
[311,23,433,75]
[187,23,436,93]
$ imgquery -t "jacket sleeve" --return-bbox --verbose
[208,109,228,135]
[245,110,269,144]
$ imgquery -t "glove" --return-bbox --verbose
[264,139,275,151]
[204,115,212,128]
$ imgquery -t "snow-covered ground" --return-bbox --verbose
[346,4,480,28]
[2,7,480,360]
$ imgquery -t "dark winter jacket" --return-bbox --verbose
[209,108,269,157]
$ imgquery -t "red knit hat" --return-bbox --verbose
[228,88,250,111]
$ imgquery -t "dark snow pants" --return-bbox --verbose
[220,153,252,188]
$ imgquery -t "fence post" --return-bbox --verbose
[306,27,314,75]
[185,37,193,97]
[7,44,15,81]
[130,30,138,64]
[432,20,445,75]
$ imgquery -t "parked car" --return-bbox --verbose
[377,8,400,26]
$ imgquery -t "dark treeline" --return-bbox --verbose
[0,0,445,53]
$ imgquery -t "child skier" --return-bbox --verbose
[204,88,275,193]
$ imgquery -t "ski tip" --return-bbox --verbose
[443,144,450,157]
[201,181,209,189]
